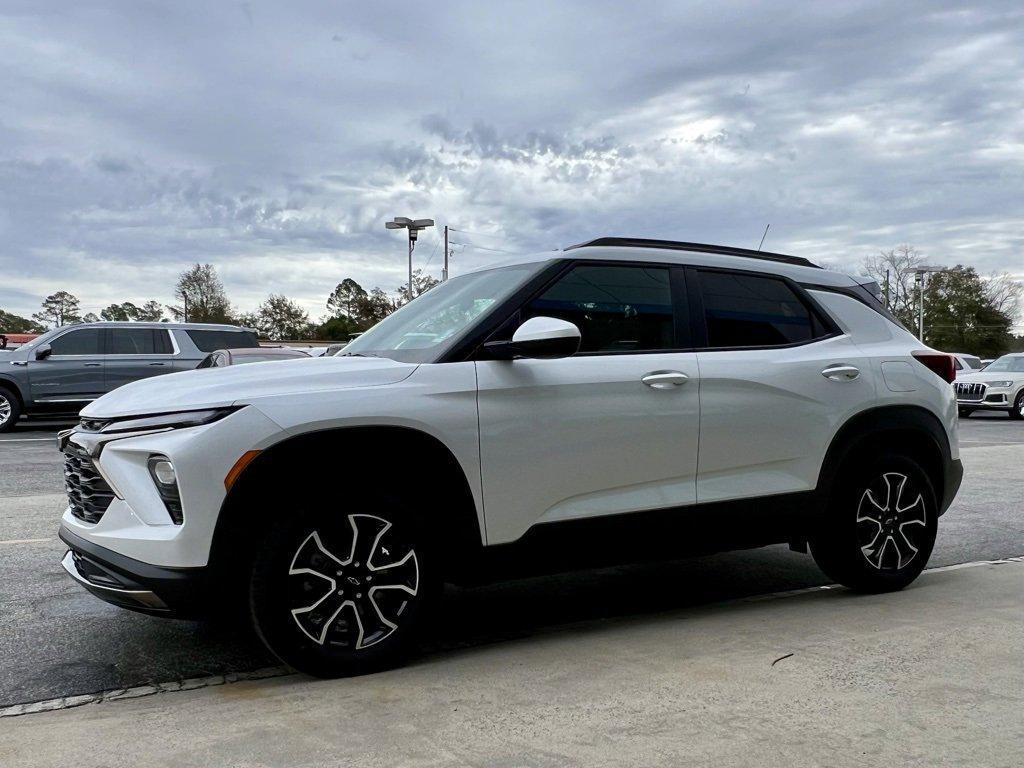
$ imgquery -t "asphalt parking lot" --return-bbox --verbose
[1,413,1022,764]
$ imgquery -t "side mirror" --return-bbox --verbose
[484,316,581,360]
[34,344,53,360]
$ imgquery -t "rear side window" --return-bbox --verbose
[524,265,675,353]
[697,271,826,348]
[186,329,261,353]
[108,328,173,355]
[50,328,102,355]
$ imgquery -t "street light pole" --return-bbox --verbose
[385,217,434,303]
[914,266,945,342]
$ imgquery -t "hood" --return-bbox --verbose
[82,356,418,419]
[954,370,1015,384]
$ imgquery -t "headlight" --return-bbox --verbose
[91,407,240,434]
[985,381,1013,388]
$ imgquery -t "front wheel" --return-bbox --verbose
[1009,391,1024,420]
[811,454,938,593]
[0,389,20,433]
[249,493,437,677]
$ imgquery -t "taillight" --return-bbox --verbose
[911,351,955,384]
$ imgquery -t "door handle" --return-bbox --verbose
[149,362,169,366]
[821,364,860,381]
[642,371,689,389]
[84,363,101,368]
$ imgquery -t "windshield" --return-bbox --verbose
[342,265,539,362]
[982,355,1024,373]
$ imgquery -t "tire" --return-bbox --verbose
[957,407,973,418]
[0,388,21,433]
[1009,391,1024,420]
[249,489,438,678]
[810,453,938,593]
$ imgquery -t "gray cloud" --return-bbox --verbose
[1,0,1022,325]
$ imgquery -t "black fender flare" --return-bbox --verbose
[816,405,960,514]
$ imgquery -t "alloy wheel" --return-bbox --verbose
[0,394,11,426]
[855,472,928,570]
[287,514,419,649]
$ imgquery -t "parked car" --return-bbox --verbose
[0,322,260,431]
[949,352,983,376]
[56,237,962,677]
[954,353,1024,419]
[196,347,311,368]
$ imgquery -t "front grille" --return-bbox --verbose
[955,382,986,401]
[64,443,114,524]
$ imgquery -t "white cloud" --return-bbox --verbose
[1,0,1022,326]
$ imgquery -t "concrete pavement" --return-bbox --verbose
[2,559,1021,767]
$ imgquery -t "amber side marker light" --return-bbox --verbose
[225,450,262,491]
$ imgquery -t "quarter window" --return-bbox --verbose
[697,271,825,348]
[49,328,102,355]
[524,265,676,353]
[186,329,261,353]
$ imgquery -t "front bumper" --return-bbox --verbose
[59,525,207,617]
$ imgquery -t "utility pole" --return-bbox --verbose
[443,225,449,282]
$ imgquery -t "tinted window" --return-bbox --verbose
[108,328,173,355]
[186,329,260,353]
[524,265,675,353]
[50,328,101,355]
[699,271,822,348]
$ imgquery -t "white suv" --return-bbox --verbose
[954,353,1024,419]
[58,238,963,677]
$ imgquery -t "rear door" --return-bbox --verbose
[690,267,875,503]
[26,327,105,403]
[103,327,177,392]
[476,262,701,544]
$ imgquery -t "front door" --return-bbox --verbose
[476,262,700,544]
[26,327,105,403]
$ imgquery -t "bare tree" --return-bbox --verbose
[862,245,926,327]
[983,272,1023,327]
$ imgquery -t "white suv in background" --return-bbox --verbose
[57,238,963,677]
[954,353,1024,419]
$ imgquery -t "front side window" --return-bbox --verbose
[49,328,102,355]
[108,328,173,355]
[698,271,824,348]
[523,264,675,353]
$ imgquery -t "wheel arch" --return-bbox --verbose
[817,405,956,514]
[208,425,484,583]
[0,376,25,407]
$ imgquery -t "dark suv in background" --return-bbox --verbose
[0,322,259,431]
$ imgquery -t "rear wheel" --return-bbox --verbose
[0,388,21,433]
[811,454,938,593]
[249,490,437,677]
[1009,391,1024,420]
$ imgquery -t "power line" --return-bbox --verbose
[449,241,521,255]
[448,228,505,240]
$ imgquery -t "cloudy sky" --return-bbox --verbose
[2,0,1022,323]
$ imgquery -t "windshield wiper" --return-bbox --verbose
[339,352,380,358]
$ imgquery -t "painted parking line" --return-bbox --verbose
[0,438,56,443]
[0,538,52,545]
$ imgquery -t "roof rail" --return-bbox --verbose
[565,237,821,269]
